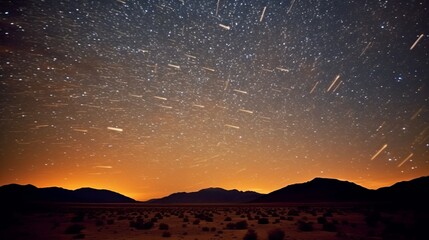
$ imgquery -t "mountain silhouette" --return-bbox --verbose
[252,177,372,203]
[253,176,429,203]
[147,187,263,203]
[374,176,429,203]
[0,184,136,203]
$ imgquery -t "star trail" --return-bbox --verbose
[0,0,428,200]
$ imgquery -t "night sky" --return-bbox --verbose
[1,0,428,200]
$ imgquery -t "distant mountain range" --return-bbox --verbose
[252,177,371,203]
[0,184,136,203]
[253,176,429,204]
[1,176,428,204]
[146,187,262,204]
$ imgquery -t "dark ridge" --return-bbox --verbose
[0,184,136,204]
[147,187,263,204]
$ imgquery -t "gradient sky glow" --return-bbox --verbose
[0,0,428,200]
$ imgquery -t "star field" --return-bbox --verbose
[0,0,428,200]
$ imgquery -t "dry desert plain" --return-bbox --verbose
[1,203,424,240]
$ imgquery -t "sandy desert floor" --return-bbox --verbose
[1,203,424,240]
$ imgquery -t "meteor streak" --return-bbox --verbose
[371,144,387,160]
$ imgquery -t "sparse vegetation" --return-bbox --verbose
[64,224,85,234]
[243,229,258,240]
[297,221,313,232]
[267,228,285,240]
[258,218,269,224]
[162,231,171,237]
[159,223,169,230]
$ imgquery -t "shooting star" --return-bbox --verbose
[95,165,113,169]
[327,74,340,92]
[398,153,413,167]
[233,89,248,94]
[154,96,167,101]
[276,67,290,72]
[238,109,254,114]
[371,144,388,160]
[259,6,267,22]
[219,23,231,30]
[224,124,240,129]
[107,127,123,132]
[168,63,180,69]
[410,34,424,50]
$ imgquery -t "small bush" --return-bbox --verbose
[192,219,200,225]
[159,223,169,230]
[317,216,327,224]
[202,226,210,232]
[297,221,313,232]
[73,233,85,239]
[236,220,248,230]
[322,222,336,232]
[287,209,299,216]
[65,224,85,234]
[162,231,171,237]
[130,219,154,230]
[71,213,85,223]
[268,228,285,240]
[243,229,258,240]
[224,216,232,221]
[258,218,269,224]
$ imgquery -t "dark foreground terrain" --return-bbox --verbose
[1,202,427,240]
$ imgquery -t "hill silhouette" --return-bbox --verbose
[147,187,263,203]
[252,176,429,203]
[252,177,372,203]
[1,176,428,204]
[0,184,136,203]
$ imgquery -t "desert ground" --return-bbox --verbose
[1,203,423,240]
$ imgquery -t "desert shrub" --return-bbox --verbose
[297,221,313,232]
[224,216,232,221]
[273,219,280,224]
[150,217,158,223]
[267,228,285,240]
[317,216,327,224]
[130,219,154,230]
[106,219,114,225]
[159,223,169,230]
[226,220,248,230]
[287,209,299,216]
[243,229,258,240]
[258,218,269,224]
[235,220,248,229]
[279,216,286,220]
[211,227,216,232]
[226,222,236,229]
[65,224,85,234]
[322,222,336,232]
[95,219,104,226]
[71,213,85,222]
[192,219,200,225]
[287,216,294,221]
[162,231,171,237]
[323,211,333,217]
[73,233,85,239]
[202,226,210,232]
[183,217,189,222]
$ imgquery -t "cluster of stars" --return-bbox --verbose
[0,0,428,199]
